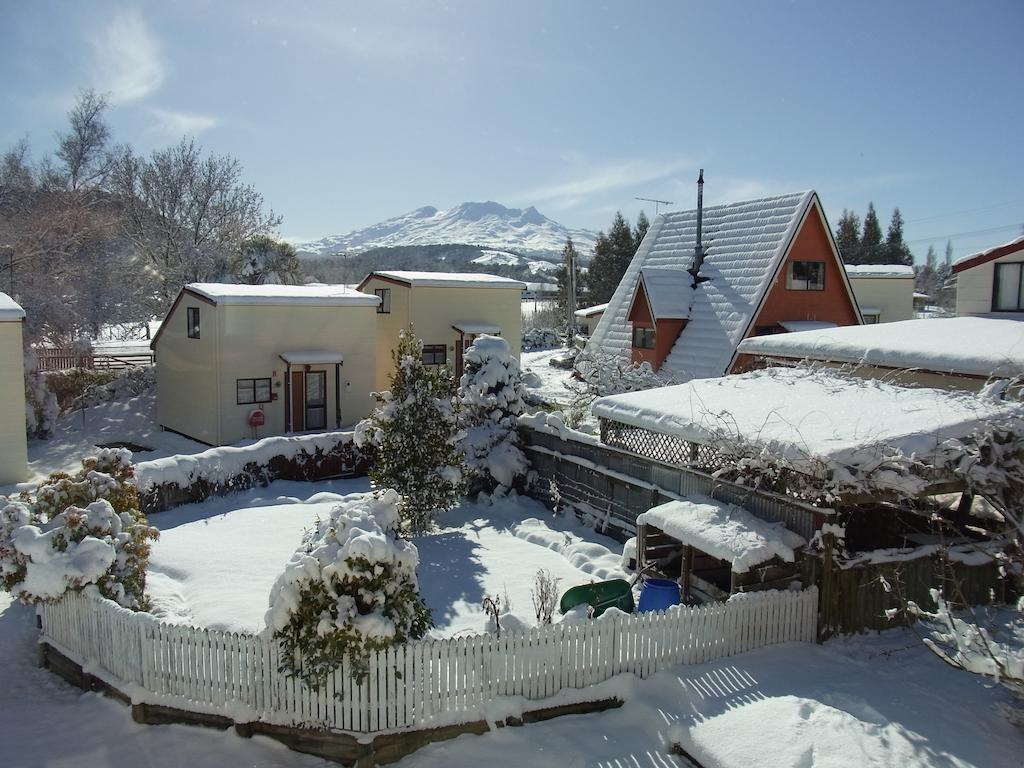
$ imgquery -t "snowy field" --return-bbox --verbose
[145,480,627,637]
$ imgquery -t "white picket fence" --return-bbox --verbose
[40,587,817,734]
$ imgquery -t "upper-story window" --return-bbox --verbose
[187,306,200,339]
[632,326,656,349]
[787,261,825,291]
[994,262,1024,311]
[374,288,391,313]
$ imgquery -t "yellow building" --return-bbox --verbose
[356,271,525,390]
[0,293,28,486]
[844,264,915,324]
[151,284,380,446]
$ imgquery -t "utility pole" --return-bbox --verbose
[635,196,675,216]
[565,240,577,344]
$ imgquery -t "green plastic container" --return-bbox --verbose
[558,579,636,618]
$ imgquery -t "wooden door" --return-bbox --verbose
[290,371,305,432]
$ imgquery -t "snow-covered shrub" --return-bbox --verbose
[356,329,464,534]
[24,350,58,439]
[265,490,431,686]
[68,366,154,410]
[457,335,528,492]
[566,348,677,427]
[522,328,561,352]
[1,449,157,609]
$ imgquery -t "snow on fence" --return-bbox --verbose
[40,587,817,734]
[135,431,372,514]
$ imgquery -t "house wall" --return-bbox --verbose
[360,277,523,389]
[848,276,914,322]
[0,318,28,485]
[216,303,378,445]
[956,250,1024,316]
[154,295,220,445]
[744,209,861,333]
[626,286,685,371]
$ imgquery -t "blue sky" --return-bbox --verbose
[2,0,1022,261]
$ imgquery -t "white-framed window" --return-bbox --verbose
[994,262,1024,311]
[632,326,656,349]
[787,261,825,291]
[374,288,391,313]
[237,377,272,404]
[187,306,200,339]
[862,312,880,324]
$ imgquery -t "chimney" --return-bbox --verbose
[688,169,710,287]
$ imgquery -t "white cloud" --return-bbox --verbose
[148,108,221,139]
[517,156,693,210]
[91,10,165,104]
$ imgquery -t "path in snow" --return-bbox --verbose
[521,347,576,408]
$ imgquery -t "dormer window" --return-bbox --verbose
[632,326,656,349]
[787,261,825,291]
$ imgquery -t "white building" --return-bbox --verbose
[0,293,28,486]
[843,264,915,324]
[953,236,1024,317]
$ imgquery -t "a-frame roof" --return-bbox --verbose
[587,190,850,381]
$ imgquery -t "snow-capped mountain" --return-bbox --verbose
[297,201,597,259]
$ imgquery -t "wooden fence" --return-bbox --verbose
[40,587,817,734]
[34,347,153,371]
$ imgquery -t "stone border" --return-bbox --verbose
[39,641,622,767]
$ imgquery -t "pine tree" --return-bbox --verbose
[633,210,650,251]
[834,210,862,264]
[860,203,884,264]
[356,329,465,534]
[585,211,641,304]
[916,244,938,298]
[885,208,913,265]
[457,336,528,492]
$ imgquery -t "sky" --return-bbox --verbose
[1,0,1022,261]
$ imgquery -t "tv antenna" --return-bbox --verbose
[635,196,675,216]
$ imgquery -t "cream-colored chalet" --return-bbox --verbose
[952,235,1024,317]
[151,283,379,446]
[0,293,28,486]
[356,271,525,390]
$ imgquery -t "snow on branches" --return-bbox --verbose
[265,490,431,686]
[0,449,157,609]
[457,335,528,492]
[356,329,464,534]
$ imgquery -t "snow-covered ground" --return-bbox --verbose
[145,483,627,637]
[521,347,577,408]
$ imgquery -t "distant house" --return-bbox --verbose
[151,284,380,446]
[356,271,525,389]
[737,316,1024,390]
[574,302,608,336]
[952,235,1024,317]
[0,293,28,486]
[843,264,915,323]
[586,182,861,379]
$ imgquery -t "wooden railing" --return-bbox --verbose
[40,587,817,734]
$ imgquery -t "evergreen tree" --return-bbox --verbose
[356,329,464,534]
[860,203,884,264]
[885,208,913,265]
[633,210,650,251]
[915,244,938,298]
[457,336,528,492]
[834,210,861,264]
[232,235,303,284]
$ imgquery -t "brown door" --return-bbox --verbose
[290,371,305,432]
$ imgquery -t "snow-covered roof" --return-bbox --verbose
[953,235,1024,273]
[737,317,1024,378]
[452,322,501,334]
[0,292,25,321]
[278,350,344,365]
[186,283,379,307]
[638,268,693,320]
[574,302,609,318]
[779,320,837,333]
[587,190,836,381]
[636,497,806,573]
[366,271,526,289]
[592,367,1024,473]
[843,264,915,278]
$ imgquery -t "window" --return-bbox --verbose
[236,377,272,404]
[632,326,656,349]
[374,288,391,313]
[787,261,825,291]
[422,344,447,365]
[862,313,880,324]
[754,324,784,336]
[187,306,200,339]
[305,371,327,430]
[994,263,1024,311]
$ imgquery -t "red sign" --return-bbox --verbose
[248,409,266,428]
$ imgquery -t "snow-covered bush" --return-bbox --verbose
[522,328,561,352]
[265,490,431,686]
[457,335,528,492]
[0,449,157,609]
[24,349,58,439]
[356,329,464,534]
[69,366,154,410]
[567,347,677,427]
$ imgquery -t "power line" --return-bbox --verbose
[905,198,1024,225]
[905,222,1022,246]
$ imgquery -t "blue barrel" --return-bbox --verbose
[637,578,681,613]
